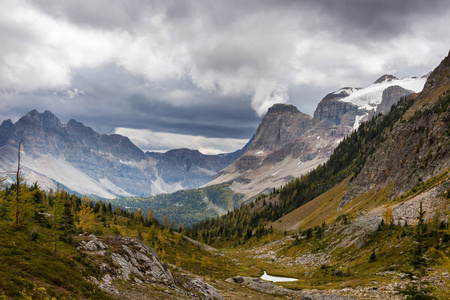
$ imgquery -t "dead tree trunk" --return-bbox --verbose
[15,139,23,228]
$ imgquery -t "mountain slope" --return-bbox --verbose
[0,111,243,198]
[341,52,450,208]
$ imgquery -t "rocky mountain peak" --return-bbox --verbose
[0,119,13,129]
[266,103,300,115]
[249,104,312,153]
[374,74,398,84]
[0,119,14,147]
[168,148,201,156]
[17,109,63,131]
[65,119,98,139]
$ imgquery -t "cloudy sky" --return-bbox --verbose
[1,0,449,154]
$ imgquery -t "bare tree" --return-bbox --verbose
[14,139,23,228]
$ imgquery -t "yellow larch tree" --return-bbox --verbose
[77,196,95,231]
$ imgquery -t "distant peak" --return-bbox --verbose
[167,148,201,155]
[43,110,56,116]
[26,109,40,117]
[0,119,13,127]
[267,103,300,114]
[374,74,398,84]
[25,109,57,119]
[19,109,62,129]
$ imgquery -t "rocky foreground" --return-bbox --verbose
[77,234,223,299]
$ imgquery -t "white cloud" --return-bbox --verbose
[114,127,248,155]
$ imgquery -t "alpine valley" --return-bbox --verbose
[0,52,449,300]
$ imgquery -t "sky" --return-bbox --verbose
[0,0,449,154]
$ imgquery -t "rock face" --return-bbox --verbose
[248,104,313,154]
[374,74,398,84]
[78,235,223,300]
[209,73,426,199]
[0,110,243,198]
[368,85,414,118]
[341,51,450,208]
[376,85,414,115]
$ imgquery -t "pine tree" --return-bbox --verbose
[52,188,63,256]
[369,249,376,262]
[400,202,436,299]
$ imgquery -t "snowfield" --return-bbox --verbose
[339,77,426,111]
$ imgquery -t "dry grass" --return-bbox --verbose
[269,176,351,232]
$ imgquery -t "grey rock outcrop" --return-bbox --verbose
[368,85,414,118]
[78,235,223,300]
[373,74,398,84]
[78,234,108,252]
[247,104,313,154]
[227,276,355,299]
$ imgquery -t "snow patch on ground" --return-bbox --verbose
[261,271,298,282]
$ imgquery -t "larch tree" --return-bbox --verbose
[77,196,95,232]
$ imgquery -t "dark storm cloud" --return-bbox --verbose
[314,0,450,39]
[0,63,259,140]
[30,0,154,32]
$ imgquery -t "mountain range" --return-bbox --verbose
[0,71,428,204]
[0,112,243,198]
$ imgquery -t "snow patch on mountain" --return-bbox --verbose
[353,115,366,130]
[339,77,426,111]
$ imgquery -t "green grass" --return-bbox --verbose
[0,223,110,299]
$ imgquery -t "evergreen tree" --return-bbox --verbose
[369,249,376,262]
[400,202,436,299]
[52,188,63,256]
